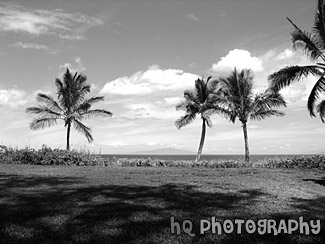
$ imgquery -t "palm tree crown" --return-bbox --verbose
[269,0,325,117]
[175,77,221,162]
[209,68,286,162]
[26,68,112,150]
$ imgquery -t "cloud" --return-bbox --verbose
[164,97,183,105]
[211,49,264,73]
[258,47,318,106]
[74,56,86,71]
[10,41,58,54]
[59,56,86,74]
[108,140,130,147]
[101,73,152,95]
[0,89,27,108]
[277,48,294,60]
[147,141,157,146]
[100,65,199,96]
[187,13,199,22]
[124,100,186,120]
[11,41,48,50]
[210,47,319,107]
[0,3,103,40]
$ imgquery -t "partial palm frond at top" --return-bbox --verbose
[268,0,325,117]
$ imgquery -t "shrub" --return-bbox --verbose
[0,145,110,166]
[0,145,324,170]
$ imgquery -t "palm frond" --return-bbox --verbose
[184,89,200,105]
[26,105,62,117]
[317,99,325,122]
[287,17,325,61]
[194,78,206,103]
[207,78,221,95]
[204,107,233,121]
[203,116,213,128]
[313,0,325,52]
[219,73,239,97]
[208,94,229,107]
[175,101,187,111]
[30,117,57,130]
[250,109,284,121]
[175,113,196,129]
[57,69,91,109]
[268,65,322,91]
[74,84,91,105]
[55,78,63,93]
[253,90,287,111]
[307,75,325,116]
[76,96,105,112]
[73,120,93,143]
[65,112,83,121]
[81,109,113,119]
[36,93,63,112]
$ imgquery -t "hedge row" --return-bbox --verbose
[254,155,325,169]
[111,157,253,168]
[0,145,325,169]
[0,145,106,166]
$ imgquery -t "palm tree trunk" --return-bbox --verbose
[242,122,250,162]
[66,122,71,151]
[195,118,206,163]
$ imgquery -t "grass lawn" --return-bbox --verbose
[0,164,324,243]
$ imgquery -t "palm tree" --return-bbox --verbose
[26,68,112,151]
[208,68,286,162]
[268,0,325,117]
[175,77,222,162]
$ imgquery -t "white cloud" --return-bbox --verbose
[0,89,27,108]
[277,49,294,60]
[10,41,58,54]
[124,102,182,120]
[74,56,86,71]
[59,56,86,74]
[211,49,264,73]
[0,3,103,39]
[108,140,129,147]
[187,13,199,22]
[259,47,318,106]
[100,73,152,95]
[164,97,183,105]
[11,41,48,50]
[100,65,199,96]
[147,141,157,146]
[247,125,261,129]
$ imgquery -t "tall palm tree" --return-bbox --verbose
[26,68,112,151]
[175,77,222,162]
[269,0,325,117]
[208,68,286,162]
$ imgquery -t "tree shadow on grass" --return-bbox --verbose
[303,177,325,187]
[0,173,324,244]
[212,196,325,244]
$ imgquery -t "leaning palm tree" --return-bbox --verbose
[269,0,325,117]
[175,77,222,162]
[208,68,286,162]
[26,68,112,151]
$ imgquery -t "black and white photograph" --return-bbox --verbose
[0,0,324,243]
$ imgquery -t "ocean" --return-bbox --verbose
[99,154,312,161]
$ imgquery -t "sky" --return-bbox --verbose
[0,0,322,155]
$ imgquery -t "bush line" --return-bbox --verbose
[0,145,324,169]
